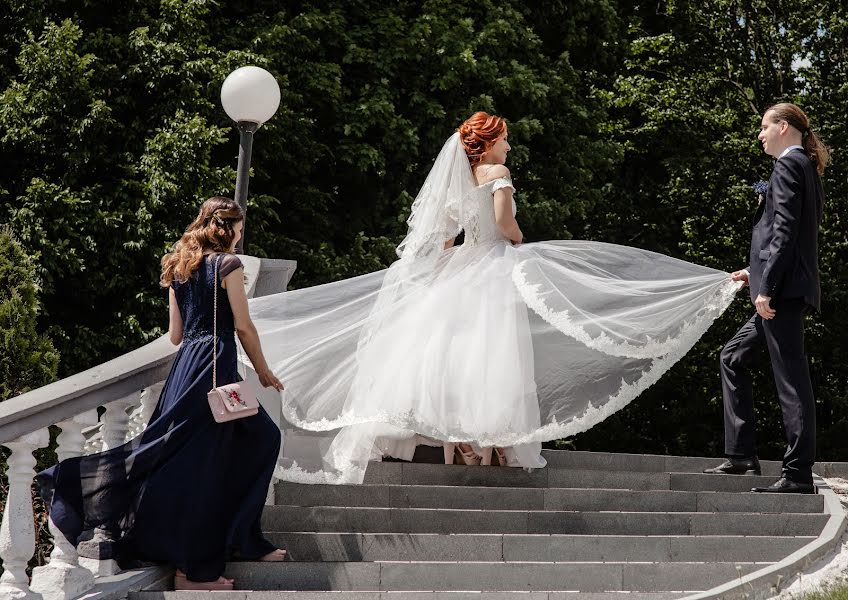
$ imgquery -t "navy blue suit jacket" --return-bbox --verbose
[748,149,823,311]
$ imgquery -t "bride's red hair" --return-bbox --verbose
[457,112,507,169]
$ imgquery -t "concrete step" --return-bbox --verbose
[133,592,691,599]
[539,450,784,476]
[273,483,824,513]
[361,462,782,492]
[667,472,783,493]
[193,561,765,592]
[261,506,828,535]
[263,532,814,563]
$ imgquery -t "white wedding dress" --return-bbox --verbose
[247,133,741,484]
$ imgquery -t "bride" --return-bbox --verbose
[248,112,741,484]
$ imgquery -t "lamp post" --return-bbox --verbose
[220,66,281,253]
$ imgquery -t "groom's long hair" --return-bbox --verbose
[767,103,830,176]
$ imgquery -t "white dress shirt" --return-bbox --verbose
[779,145,804,159]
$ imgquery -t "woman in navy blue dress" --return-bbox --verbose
[38,197,286,591]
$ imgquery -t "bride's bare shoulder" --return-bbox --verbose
[475,164,510,185]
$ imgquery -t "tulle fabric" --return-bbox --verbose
[249,239,740,484]
[245,133,739,484]
[395,132,475,263]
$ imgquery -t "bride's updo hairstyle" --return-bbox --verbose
[160,196,244,287]
[458,111,507,169]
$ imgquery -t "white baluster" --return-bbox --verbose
[102,394,135,450]
[31,412,98,600]
[82,421,103,455]
[78,395,136,577]
[0,429,50,600]
[140,382,162,428]
[125,383,162,442]
[124,407,141,443]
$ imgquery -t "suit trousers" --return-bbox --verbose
[719,298,816,483]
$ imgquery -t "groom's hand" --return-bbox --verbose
[754,294,776,320]
[731,269,749,287]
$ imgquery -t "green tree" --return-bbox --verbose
[0,226,58,400]
[0,0,623,376]
[0,226,58,573]
[0,6,259,374]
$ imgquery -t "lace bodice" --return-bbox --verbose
[172,254,242,344]
[461,177,516,246]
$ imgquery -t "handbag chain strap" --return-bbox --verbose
[211,253,247,390]
[212,254,219,389]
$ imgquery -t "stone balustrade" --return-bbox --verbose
[0,256,295,600]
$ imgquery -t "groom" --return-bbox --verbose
[704,103,826,494]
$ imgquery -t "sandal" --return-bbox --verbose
[444,443,481,465]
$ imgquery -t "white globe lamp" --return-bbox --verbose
[221,66,281,125]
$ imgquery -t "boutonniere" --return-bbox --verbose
[752,180,768,206]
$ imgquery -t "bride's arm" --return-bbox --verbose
[494,189,523,244]
[443,238,456,250]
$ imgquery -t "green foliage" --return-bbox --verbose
[0,0,846,460]
[0,227,58,400]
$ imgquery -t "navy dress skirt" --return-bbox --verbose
[37,254,281,582]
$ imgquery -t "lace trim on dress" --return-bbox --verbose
[274,461,363,485]
[397,179,464,262]
[506,280,742,445]
[276,273,741,462]
[464,202,482,246]
[510,261,743,359]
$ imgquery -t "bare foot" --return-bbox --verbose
[175,570,234,584]
[260,549,288,561]
[174,570,234,589]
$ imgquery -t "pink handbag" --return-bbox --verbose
[207,255,259,423]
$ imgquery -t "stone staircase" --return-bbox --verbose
[130,449,844,599]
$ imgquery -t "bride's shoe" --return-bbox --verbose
[479,447,493,466]
[454,443,481,466]
[493,448,507,466]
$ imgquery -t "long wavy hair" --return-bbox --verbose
[160,196,244,287]
[457,111,508,169]
[766,103,830,176]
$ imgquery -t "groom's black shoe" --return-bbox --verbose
[703,456,761,475]
[751,477,816,494]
